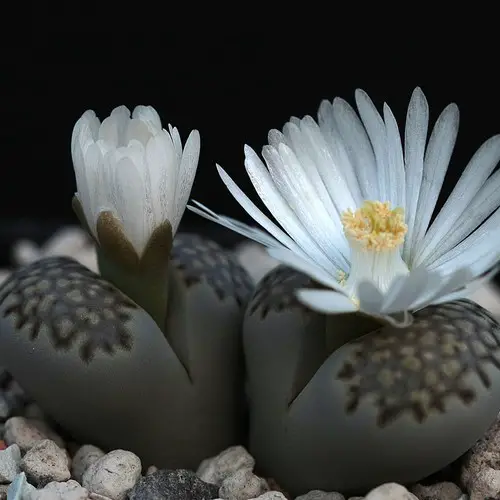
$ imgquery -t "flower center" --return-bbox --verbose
[340,201,410,300]
[341,200,407,250]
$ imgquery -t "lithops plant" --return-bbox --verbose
[0,106,252,469]
[191,87,500,494]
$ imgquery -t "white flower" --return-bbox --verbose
[71,105,200,256]
[189,87,500,325]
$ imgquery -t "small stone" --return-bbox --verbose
[253,493,287,499]
[36,479,89,499]
[0,485,7,500]
[23,403,45,420]
[253,493,287,500]
[364,483,418,500]
[128,469,219,500]
[146,465,158,475]
[467,466,500,500]
[82,449,141,500]
[295,491,345,500]
[89,494,113,500]
[197,445,256,486]
[411,481,463,499]
[4,417,64,452]
[0,444,21,483]
[6,472,37,500]
[461,415,500,499]
[219,469,269,500]
[21,439,70,486]
[72,445,105,483]
[0,394,10,421]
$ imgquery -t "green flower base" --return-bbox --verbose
[0,233,252,469]
[244,265,500,496]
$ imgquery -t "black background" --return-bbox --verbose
[6,29,500,285]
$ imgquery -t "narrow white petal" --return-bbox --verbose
[267,247,343,291]
[429,207,500,274]
[411,267,473,311]
[263,144,349,268]
[132,105,162,133]
[282,120,341,216]
[409,103,459,264]
[418,169,500,266]
[414,135,500,266]
[125,118,154,147]
[112,156,147,254]
[383,103,405,209]
[296,289,357,314]
[469,251,500,280]
[403,88,429,261]
[275,142,349,257]
[99,106,131,147]
[318,100,364,205]
[244,146,337,271]
[215,166,315,257]
[297,117,357,212]
[332,97,379,200]
[71,110,100,154]
[83,142,108,234]
[168,124,183,166]
[381,267,433,314]
[188,202,285,249]
[357,281,384,315]
[317,100,364,205]
[173,130,200,233]
[354,89,389,201]
[145,131,176,228]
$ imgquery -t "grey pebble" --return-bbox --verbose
[127,469,219,500]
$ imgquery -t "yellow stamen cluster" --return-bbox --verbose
[341,201,407,251]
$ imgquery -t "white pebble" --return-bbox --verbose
[72,445,105,483]
[364,483,418,499]
[252,493,287,500]
[197,445,255,485]
[0,444,21,483]
[82,449,141,500]
[296,491,345,500]
[219,468,269,500]
[4,417,64,452]
[35,479,89,500]
[21,439,70,486]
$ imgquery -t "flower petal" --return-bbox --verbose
[267,247,343,291]
[383,103,405,210]
[173,129,200,233]
[188,202,284,248]
[357,281,384,315]
[211,166,314,258]
[354,89,389,201]
[262,144,349,268]
[332,97,379,200]
[244,145,338,271]
[317,100,363,205]
[381,267,434,314]
[408,102,459,265]
[414,134,500,266]
[403,87,429,262]
[296,289,358,314]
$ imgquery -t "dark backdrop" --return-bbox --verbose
[7,32,500,286]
